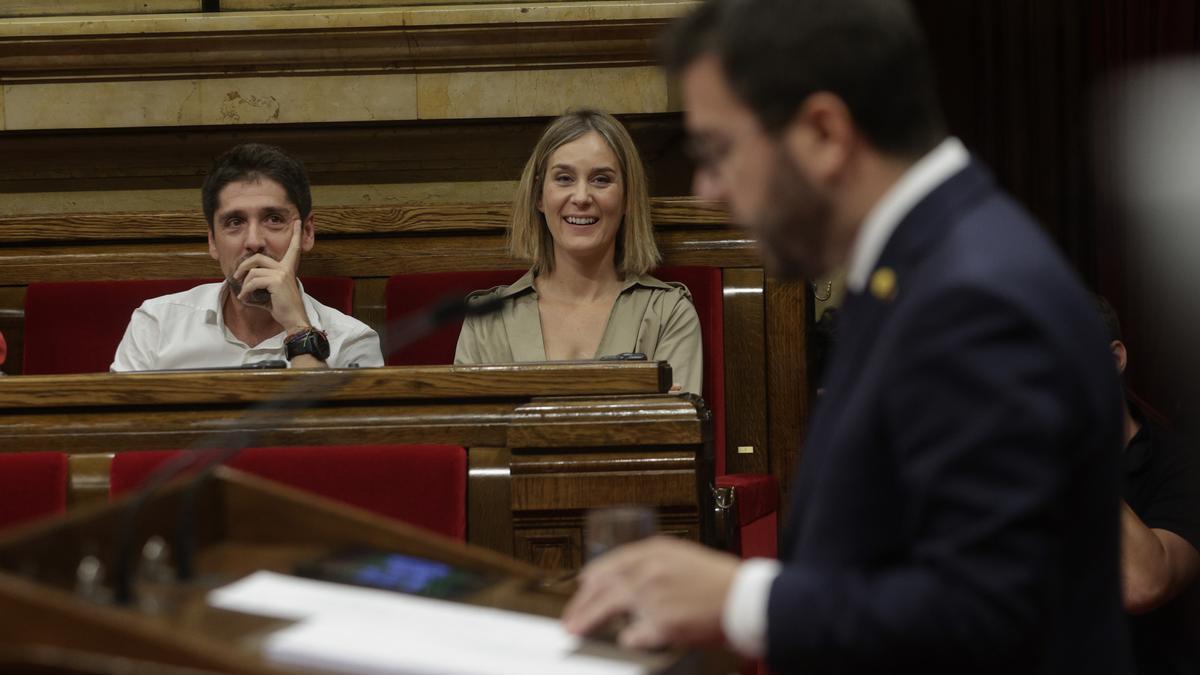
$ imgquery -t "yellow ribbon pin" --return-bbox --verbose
[870,267,898,301]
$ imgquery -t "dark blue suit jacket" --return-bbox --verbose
[767,161,1127,673]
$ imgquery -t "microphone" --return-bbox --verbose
[112,289,505,605]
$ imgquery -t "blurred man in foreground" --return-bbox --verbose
[563,1,1128,672]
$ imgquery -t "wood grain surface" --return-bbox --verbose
[0,198,729,244]
[0,362,668,409]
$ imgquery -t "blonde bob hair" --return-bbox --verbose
[508,109,660,277]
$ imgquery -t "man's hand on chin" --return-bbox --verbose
[561,536,740,650]
[232,220,309,331]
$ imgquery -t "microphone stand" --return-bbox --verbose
[112,291,504,606]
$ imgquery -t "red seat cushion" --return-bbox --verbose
[0,452,68,532]
[110,444,467,540]
[715,473,779,525]
[23,277,356,375]
[384,270,524,366]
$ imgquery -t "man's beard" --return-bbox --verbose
[754,148,834,281]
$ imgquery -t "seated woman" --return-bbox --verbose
[454,109,702,394]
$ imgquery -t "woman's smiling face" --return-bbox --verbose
[538,131,626,266]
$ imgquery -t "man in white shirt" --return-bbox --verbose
[562,1,1127,673]
[111,143,382,371]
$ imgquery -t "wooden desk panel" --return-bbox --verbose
[0,364,713,571]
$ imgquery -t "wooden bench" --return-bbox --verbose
[0,198,811,501]
[0,362,712,571]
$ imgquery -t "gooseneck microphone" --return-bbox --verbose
[112,290,505,605]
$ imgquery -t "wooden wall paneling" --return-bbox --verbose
[765,277,810,503]
[0,198,728,244]
[0,404,516,455]
[0,363,668,409]
[467,446,514,557]
[67,453,112,509]
[0,115,686,215]
[721,268,769,474]
[513,526,582,572]
[510,466,697,511]
[505,396,703,449]
[352,277,387,340]
[511,508,699,572]
[0,229,755,284]
[0,7,679,80]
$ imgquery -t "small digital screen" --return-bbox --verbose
[295,549,494,599]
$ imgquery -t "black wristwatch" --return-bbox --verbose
[284,327,330,362]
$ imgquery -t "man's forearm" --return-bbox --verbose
[1121,501,1181,614]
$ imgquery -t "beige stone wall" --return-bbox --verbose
[0,1,696,215]
[2,67,669,132]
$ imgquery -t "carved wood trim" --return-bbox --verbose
[0,198,729,244]
[467,446,514,557]
[722,268,769,474]
[0,3,695,81]
[0,363,668,409]
[766,277,810,502]
[507,396,707,448]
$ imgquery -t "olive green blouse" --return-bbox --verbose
[453,269,703,395]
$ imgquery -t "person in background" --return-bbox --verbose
[111,143,382,371]
[1096,296,1200,675]
[562,1,1128,672]
[454,109,702,395]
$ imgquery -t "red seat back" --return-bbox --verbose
[0,452,68,533]
[653,266,727,475]
[384,270,524,366]
[23,277,356,375]
[109,444,467,540]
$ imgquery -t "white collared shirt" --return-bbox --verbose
[845,137,970,292]
[110,282,383,371]
[721,137,970,658]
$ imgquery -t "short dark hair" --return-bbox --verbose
[1094,295,1123,343]
[664,0,947,158]
[201,143,312,229]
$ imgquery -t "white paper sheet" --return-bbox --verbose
[208,571,647,675]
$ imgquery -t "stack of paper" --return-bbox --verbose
[209,571,647,675]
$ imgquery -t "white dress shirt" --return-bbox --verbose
[721,137,971,658]
[110,282,383,371]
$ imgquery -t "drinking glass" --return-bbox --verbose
[584,505,657,562]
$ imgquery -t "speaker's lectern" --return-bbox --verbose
[0,468,701,674]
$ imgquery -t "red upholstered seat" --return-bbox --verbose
[23,277,356,375]
[0,452,68,533]
[109,444,467,540]
[652,266,727,474]
[384,270,524,365]
[715,472,780,559]
[654,268,778,560]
